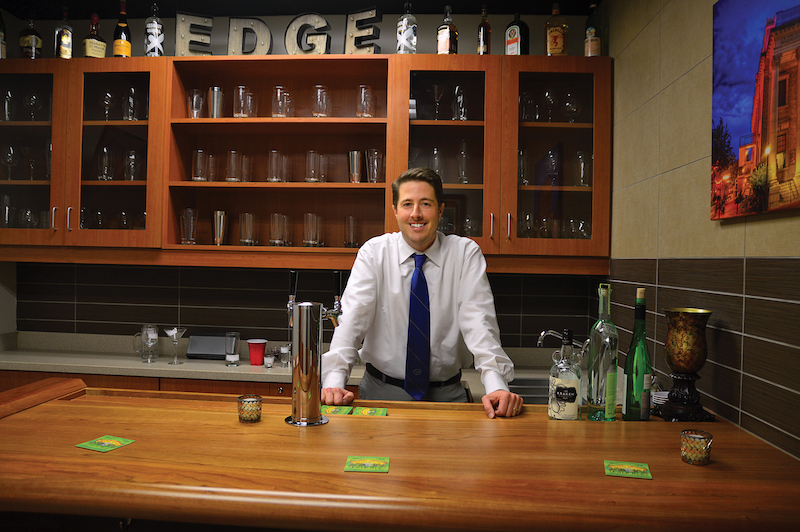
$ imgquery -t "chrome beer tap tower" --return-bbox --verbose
[285,271,342,427]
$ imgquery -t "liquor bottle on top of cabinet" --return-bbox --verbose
[144,3,164,57]
[437,5,458,55]
[54,7,73,59]
[586,283,619,421]
[396,2,417,54]
[19,19,43,59]
[113,1,132,57]
[548,329,581,421]
[83,14,106,58]
[545,3,568,56]
[504,13,529,55]
[585,2,602,57]
[622,288,652,421]
[477,5,490,55]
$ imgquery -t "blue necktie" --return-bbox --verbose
[405,254,430,401]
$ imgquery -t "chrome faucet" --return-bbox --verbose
[538,329,589,356]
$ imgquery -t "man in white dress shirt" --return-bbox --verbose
[321,167,523,418]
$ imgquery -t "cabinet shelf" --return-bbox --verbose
[410,120,485,127]
[0,121,52,127]
[168,181,385,189]
[80,180,147,186]
[83,120,149,127]
[519,185,593,192]
[520,122,593,129]
[0,180,51,186]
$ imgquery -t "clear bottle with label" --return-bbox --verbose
[504,13,529,55]
[83,14,107,58]
[584,2,602,56]
[113,1,132,57]
[396,2,417,54]
[54,7,73,59]
[545,3,568,56]
[19,20,43,59]
[623,288,652,421]
[144,3,164,57]
[587,283,619,421]
[549,329,581,420]
[437,5,458,55]
[477,5,490,55]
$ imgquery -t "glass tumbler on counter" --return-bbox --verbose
[225,332,241,367]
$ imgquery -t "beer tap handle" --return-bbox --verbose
[289,270,298,301]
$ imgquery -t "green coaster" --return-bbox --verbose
[353,407,387,416]
[604,460,652,479]
[345,456,390,473]
[321,405,353,415]
[76,435,135,453]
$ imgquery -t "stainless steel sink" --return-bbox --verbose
[508,378,548,404]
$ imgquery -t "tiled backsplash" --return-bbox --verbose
[15,263,601,349]
[609,258,800,459]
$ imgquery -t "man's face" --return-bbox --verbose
[392,180,444,252]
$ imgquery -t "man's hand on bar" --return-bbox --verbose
[482,390,523,419]
[321,387,355,406]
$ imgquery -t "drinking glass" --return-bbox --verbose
[2,89,13,121]
[18,208,37,228]
[134,323,159,363]
[348,150,362,183]
[541,86,558,122]
[518,149,529,186]
[562,91,581,122]
[213,210,227,245]
[366,148,381,183]
[97,145,114,181]
[192,149,207,181]
[267,150,282,182]
[123,149,140,180]
[226,150,241,181]
[225,332,241,367]
[270,213,286,246]
[207,153,218,181]
[239,212,258,245]
[1,195,11,227]
[312,85,330,117]
[2,144,18,180]
[272,85,288,117]
[344,215,359,248]
[318,154,329,182]
[180,208,198,244]
[462,214,479,237]
[546,149,558,186]
[241,154,252,182]
[23,92,43,121]
[99,89,116,121]
[457,140,468,184]
[430,84,446,120]
[187,88,204,119]
[122,86,137,121]
[20,146,38,180]
[356,84,373,118]
[452,85,467,121]
[234,85,249,118]
[303,212,321,247]
[164,327,187,365]
[520,91,539,121]
[430,147,442,176]
[246,91,257,117]
[575,151,592,186]
[305,150,319,182]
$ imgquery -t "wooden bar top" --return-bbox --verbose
[0,379,798,531]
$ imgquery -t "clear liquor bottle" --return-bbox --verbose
[545,3,568,56]
[586,283,619,421]
[19,19,43,59]
[504,13,529,55]
[113,1,132,57]
[623,288,652,421]
[437,5,458,55]
[584,2,602,57]
[548,329,581,420]
[83,14,106,58]
[54,8,73,59]
[396,2,417,54]
[477,5,490,55]
[144,3,165,56]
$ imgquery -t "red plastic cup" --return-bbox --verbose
[247,339,267,366]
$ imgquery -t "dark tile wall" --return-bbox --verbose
[15,263,599,349]
[610,258,800,459]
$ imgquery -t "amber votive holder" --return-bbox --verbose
[237,394,262,423]
[680,429,712,465]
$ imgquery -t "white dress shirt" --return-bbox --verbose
[322,231,514,396]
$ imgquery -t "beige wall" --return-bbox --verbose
[609,0,800,259]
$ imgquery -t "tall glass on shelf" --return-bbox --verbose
[586,283,619,421]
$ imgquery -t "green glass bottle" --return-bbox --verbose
[587,283,619,421]
[623,288,652,420]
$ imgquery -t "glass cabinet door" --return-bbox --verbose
[65,58,166,247]
[0,60,68,246]
[500,57,611,257]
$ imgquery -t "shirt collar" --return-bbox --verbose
[396,231,443,268]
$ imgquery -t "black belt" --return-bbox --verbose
[365,363,462,388]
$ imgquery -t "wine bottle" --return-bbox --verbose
[477,5,490,55]
[585,2,602,57]
[587,283,619,421]
[144,3,165,57]
[113,1,132,57]
[545,3,568,56]
[54,7,73,59]
[504,13,529,55]
[437,5,458,55]
[623,288,652,421]
[83,14,107,58]
[19,19,43,59]
[0,10,7,59]
[396,2,417,54]
[548,329,581,421]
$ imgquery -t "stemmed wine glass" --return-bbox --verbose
[546,149,559,186]
[541,86,558,122]
[562,91,581,123]
[429,84,446,120]
[99,90,116,121]
[20,146,39,180]
[164,327,187,365]
[2,144,18,180]
[23,92,43,121]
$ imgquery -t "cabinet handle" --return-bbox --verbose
[490,213,494,239]
[51,207,58,231]
[66,207,72,231]
[507,213,512,239]
[277,387,284,394]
